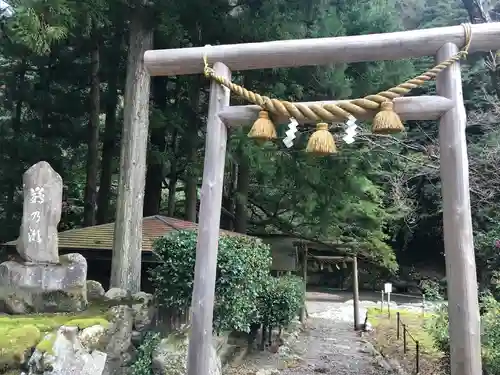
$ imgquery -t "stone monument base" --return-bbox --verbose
[0,253,88,314]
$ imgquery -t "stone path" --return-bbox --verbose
[276,317,387,375]
[224,291,393,375]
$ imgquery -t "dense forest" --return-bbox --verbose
[1,0,499,290]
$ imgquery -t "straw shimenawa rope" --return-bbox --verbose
[202,23,472,124]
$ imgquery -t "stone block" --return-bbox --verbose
[152,327,222,375]
[17,161,63,264]
[0,253,88,314]
[27,326,106,375]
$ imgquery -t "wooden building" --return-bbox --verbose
[2,218,359,316]
[1,215,246,292]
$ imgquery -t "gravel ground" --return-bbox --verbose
[276,317,388,375]
[224,291,396,375]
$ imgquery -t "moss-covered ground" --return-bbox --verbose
[0,302,109,373]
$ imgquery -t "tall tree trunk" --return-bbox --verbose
[95,76,119,224]
[5,100,23,222]
[461,0,492,23]
[96,32,122,225]
[110,8,153,292]
[5,62,26,225]
[234,151,249,233]
[166,129,179,216]
[491,67,500,100]
[184,144,198,222]
[83,31,101,226]
[143,74,168,216]
[167,176,178,216]
[221,148,237,230]
[38,50,55,139]
[184,79,202,222]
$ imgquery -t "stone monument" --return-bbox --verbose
[0,161,88,314]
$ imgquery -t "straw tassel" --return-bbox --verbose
[306,122,337,155]
[247,110,277,141]
[372,101,405,134]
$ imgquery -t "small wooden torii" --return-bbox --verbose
[295,241,361,330]
[119,22,500,375]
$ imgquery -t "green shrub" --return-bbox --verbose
[421,279,444,302]
[425,294,500,374]
[258,275,305,328]
[149,230,272,333]
[130,332,161,375]
[480,294,500,374]
[425,304,449,354]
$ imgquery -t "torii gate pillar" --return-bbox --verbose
[436,42,482,375]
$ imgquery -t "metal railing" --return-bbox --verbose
[396,311,420,374]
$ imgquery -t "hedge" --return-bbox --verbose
[149,230,272,333]
[258,275,305,329]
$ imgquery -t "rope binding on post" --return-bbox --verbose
[202,23,472,154]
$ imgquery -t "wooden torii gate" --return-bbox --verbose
[125,23,500,375]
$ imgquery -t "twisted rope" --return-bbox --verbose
[203,23,472,123]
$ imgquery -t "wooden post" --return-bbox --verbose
[436,43,482,375]
[110,21,153,293]
[381,290,384,312]
[299,244,308,323]
[352,256,360,330]
[186,62,231,375]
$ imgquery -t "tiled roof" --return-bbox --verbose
[3,215,245,252]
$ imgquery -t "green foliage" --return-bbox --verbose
[426,295,500,374]
[5,0,76,54]
[130,332,161,375]
[425,305,450,354]
[480,295,500,374]
[0,0,424,275]
[258,275,305,328]
[149,230,272,332]
[421,279,444,301]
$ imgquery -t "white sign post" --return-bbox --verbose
[384,282,393,318]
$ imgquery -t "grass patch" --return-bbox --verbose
[366,307,446,375]
[0,304,109,335]
[0,325,41,371]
